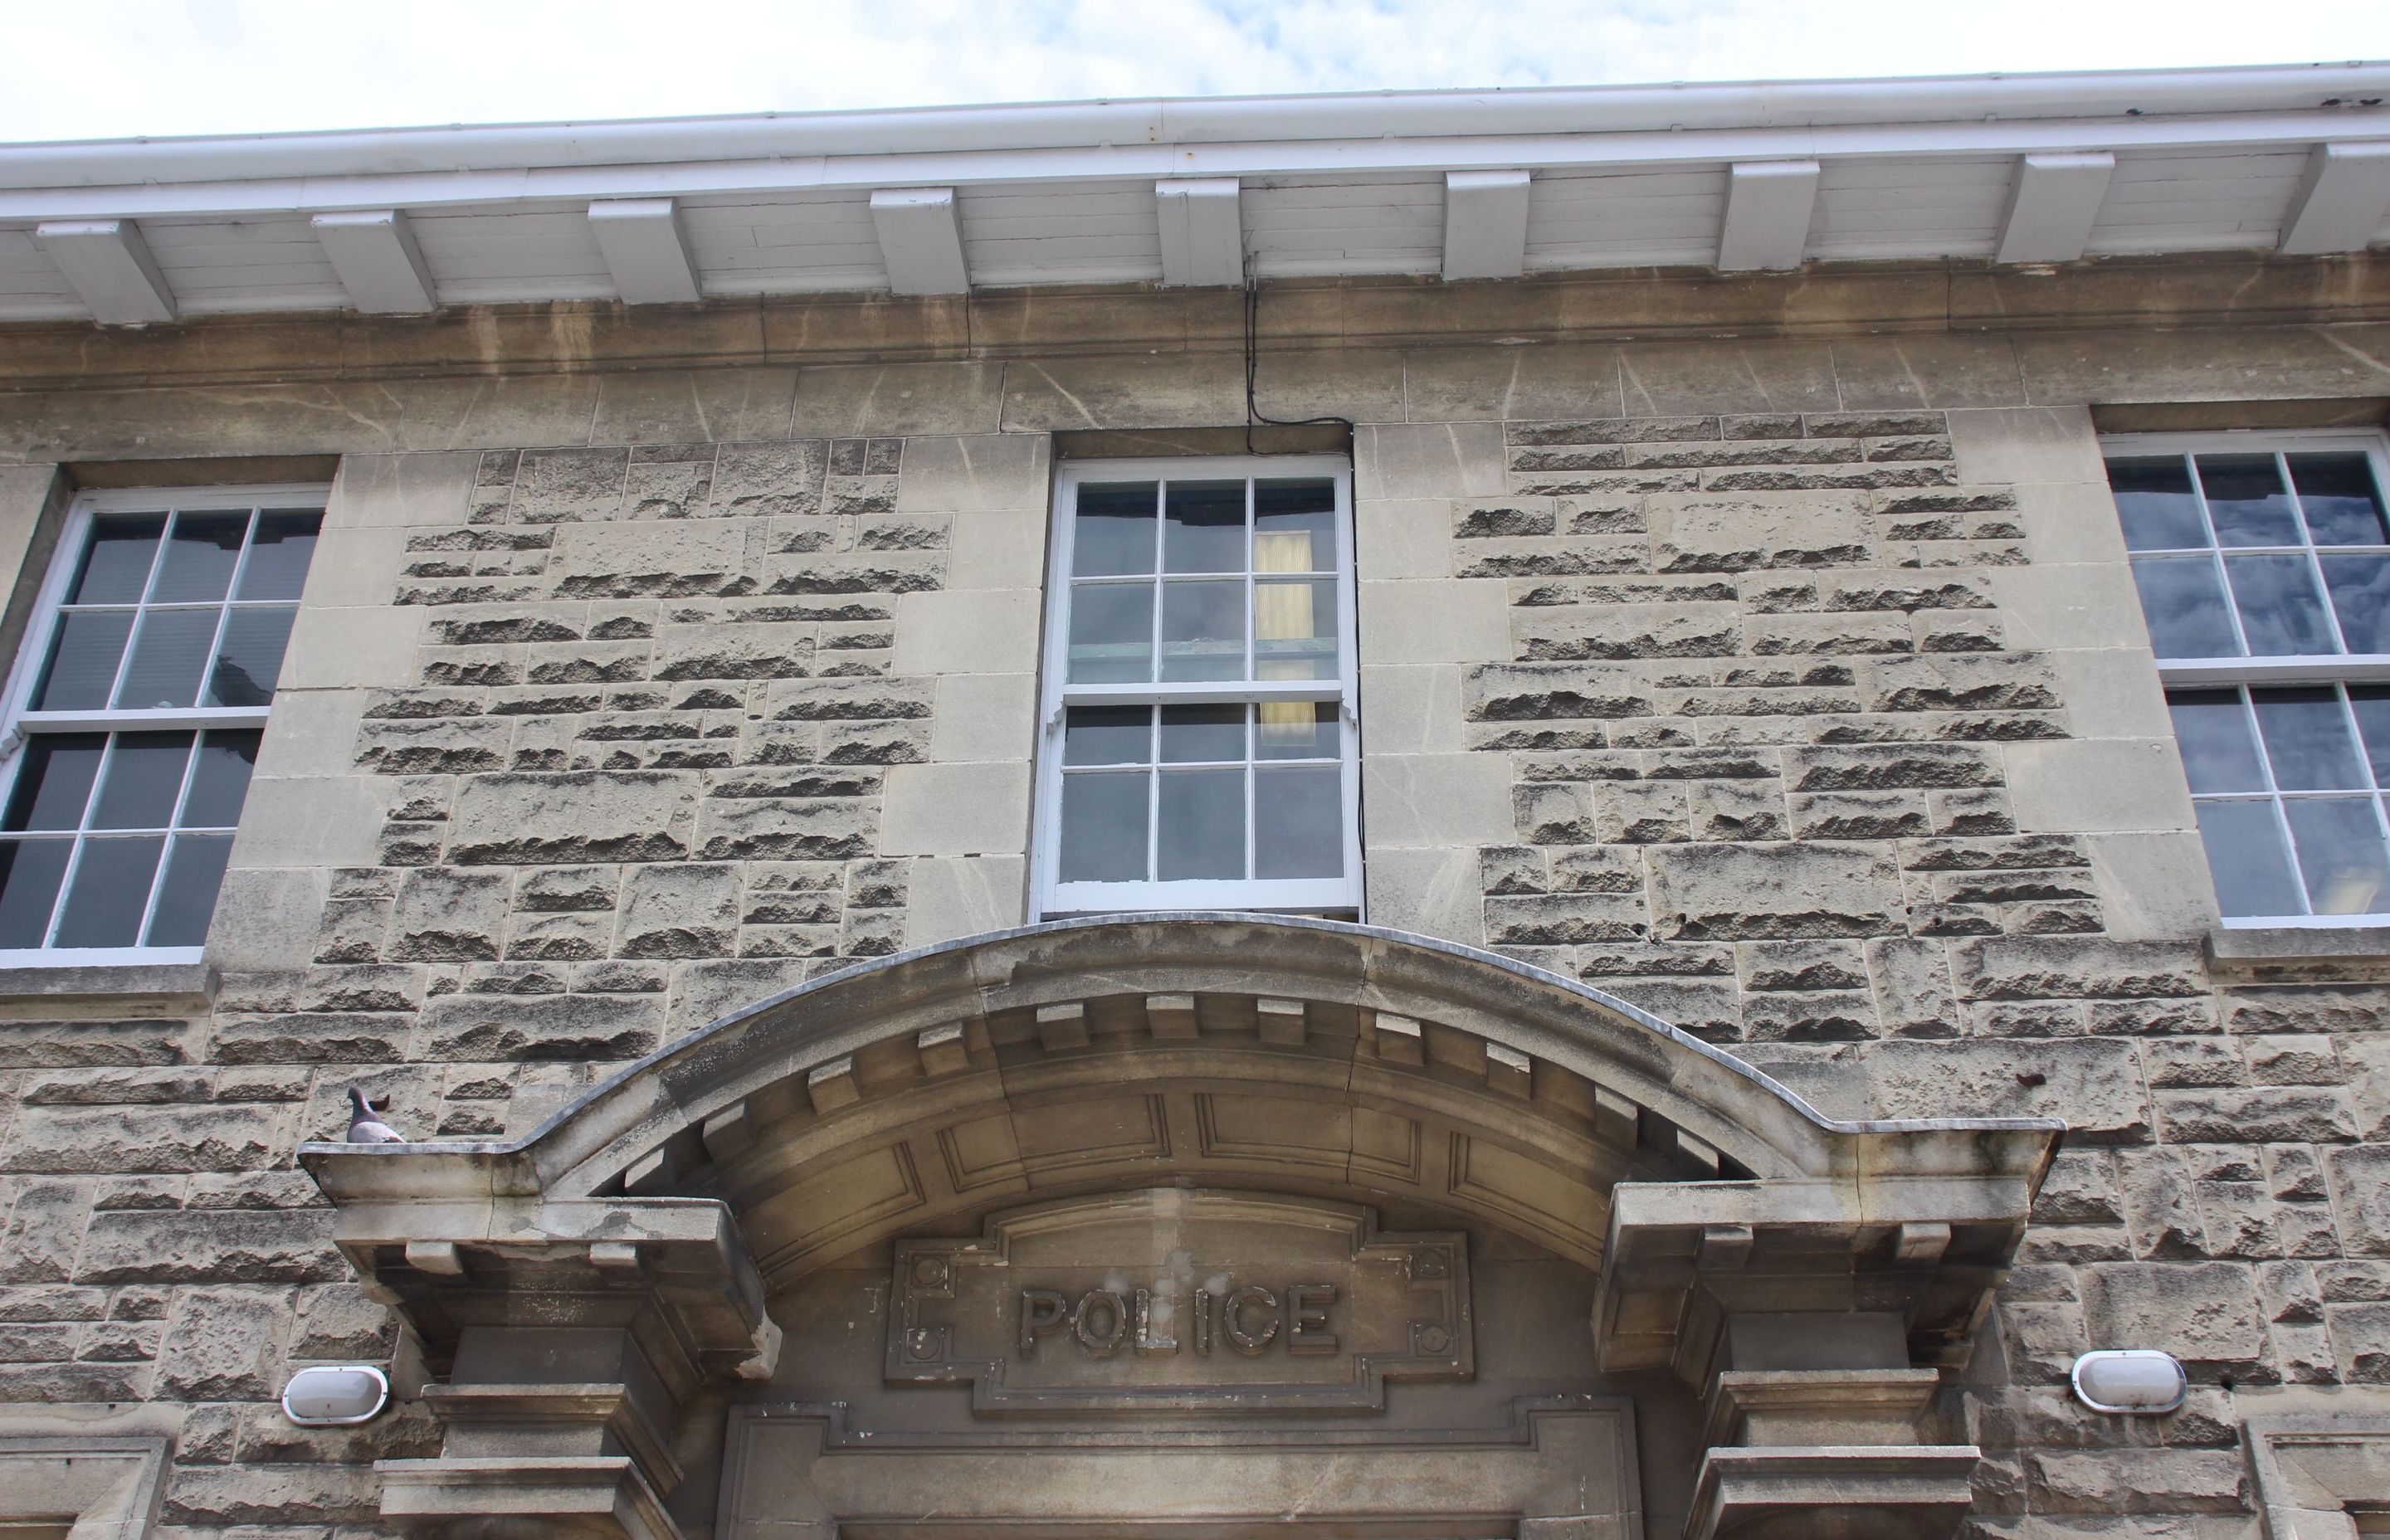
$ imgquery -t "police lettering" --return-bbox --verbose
[1018,1283,1339,1359]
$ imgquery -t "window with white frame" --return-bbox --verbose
[0,485,325,962]
[2106,431,2390,924]
[1033,456,1360,917]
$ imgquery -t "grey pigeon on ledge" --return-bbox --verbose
[345,1087,407,1144]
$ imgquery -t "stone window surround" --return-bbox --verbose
[2100,427,2390,936]
[1032,453,1362,919]
[2246,1406,2390,1540]
[0,480,330,971]
[0,1435,171,1539]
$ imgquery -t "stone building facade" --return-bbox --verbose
[1,64,2389,1540]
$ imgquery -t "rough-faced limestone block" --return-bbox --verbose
[2080,1261,2268,1369]
[157,1285,290,1400]
[386,868,511,960]
[449,772,697,864]
[552,521,751,597]
[1648,490,1871,571]
[1647,842,1902,938]
[1867,1038,2149,1140]
[615,863,742,958]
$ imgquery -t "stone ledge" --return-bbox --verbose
[2205,924,2390,976]
[0,960,215,1008]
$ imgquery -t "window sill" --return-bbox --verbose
[0,958,216,1008]
[2204,923,2390,972]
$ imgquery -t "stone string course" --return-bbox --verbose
[0,363,2381,1533]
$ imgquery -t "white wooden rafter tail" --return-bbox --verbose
[2280,142,2390,256]
[869,187,970,295]
[588,197,702,305]
[1716,159,1820,272]
[32,218,174,324]
[1441,169,1531,281]
[1154,178,1243,287]
[310,209,437,314]
[1994,151,2115,265]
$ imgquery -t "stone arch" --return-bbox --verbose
[305,916,2061,1540]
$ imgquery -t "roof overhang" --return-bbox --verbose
[2,62,2388,325]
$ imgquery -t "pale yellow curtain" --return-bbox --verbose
[1253,529,1316,748]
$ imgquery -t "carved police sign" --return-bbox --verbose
[885,1188,1471,1412]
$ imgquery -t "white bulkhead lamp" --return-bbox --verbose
[2071,1350,2188,1414]
[281,1364,391,1426]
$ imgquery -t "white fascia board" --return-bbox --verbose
[310,209,437,314]
[1155,178,1242,287]
[6,63,2388,190]
[1994,152,2115,265]
[1717,160,1819,271]
[32,219,173,324]
[870,188,970,295]
[2279,142,2390,256]
[6,111,2389,225]
[588,197,702,304]
[1442,169,1530,281]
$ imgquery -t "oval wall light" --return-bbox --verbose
[281,1364,391,1426]
[2071,1350,2188,1414]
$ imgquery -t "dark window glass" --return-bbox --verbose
[1072,483,1157,577]
[146,834,234,947]
[2227,554,2336,655]
[1255,766,1342,879]
[2167,691,2266,794]
[2251,689,2367,792]
[68,515,163,603]
[1163,480,1246,574]
[237,510,322,600]
[1062,706,1150,767]
[1067,583,1154,685]
[1059,773,1149,883]
[114,609,217,709]
[2290,454,2389,546]
[2129,556,2236,658]
[182,731,261,827]
[1158,705,1245,764]
[2194,801,2304,919]
[90,733,195,829]
[2,734,105,831]
[149,511,248,603]
[2197,455,2299,547]
[2107,458,2205,551]
[1255,480,1336,572]
[1157,768,1243,880]
[207,608,295,707]
[51,835,164,948]
[34,611,134,709]
[0,840,71,947]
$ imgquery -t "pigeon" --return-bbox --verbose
[345,1087,408,1144]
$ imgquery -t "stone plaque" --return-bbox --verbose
[885,1188,1471,1412]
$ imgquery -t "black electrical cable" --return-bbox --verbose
[1243,279,1355,456]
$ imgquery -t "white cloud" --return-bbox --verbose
[2,0,2386,143]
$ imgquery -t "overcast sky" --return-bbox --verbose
[7,0,2390,144]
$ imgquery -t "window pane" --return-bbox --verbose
[1159,579,1245,682]
[0,839,71,947]
[149,511,249,602]
[1158,704,1245,763]
[2227,553,2336,655]
[2167,690,2266,793]
[1059,772,1149,883]
[2252,688,2368,790]
[69,515,164,604]
[1073,482,1158,578]
[2290,454,2389,546]
[2196,455,2300,547]
[1157,768,1243,880]
[1163,480,1245,574]
[2352,686,2390,785]
[113,609,218,709]
[145,832,233,947]
[2285,797,2390,915]
[1255,480,1337,573]
[33,611,134,709]
[237,510,323,600]
[207,607,295,706]
[2108,458,2206,551]
[1062,706,1151,767]
[2194,801,2305,918]
[1067,582,1154,685]
[51,835,164,948]
[90,733,195,829]
[2129,556,2236,658]
[182,730,261,827]
[1257,701,1339,760]
[2,734,106,831]
[1255,766,1343,880]
[2322,554,2390,655]
[1254,578,1339,681]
